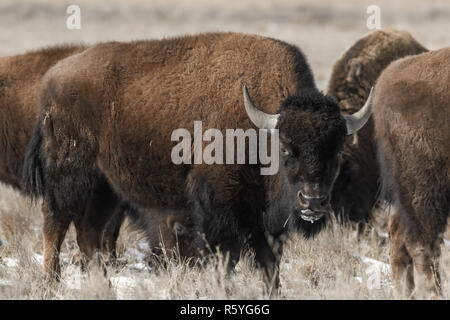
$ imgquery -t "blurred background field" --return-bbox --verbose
[1,0,449,89]
[0,0,449,299]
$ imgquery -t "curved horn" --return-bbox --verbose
[343,87,374,135]
[243,85,279,130]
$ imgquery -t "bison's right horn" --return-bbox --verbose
[344,87,374,135]
[243,85,280,130]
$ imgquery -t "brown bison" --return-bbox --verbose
[0,45,126,262]
[0,45,86,188]
[327,28,427,225]
[0,45,220,269]
[373,47,450,298]
[23,32,372,291]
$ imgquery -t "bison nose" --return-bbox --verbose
[297,191,328,209]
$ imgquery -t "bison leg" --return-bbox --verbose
[101,204,126,261]
[42,201,71,280]
[73,180,122,268]
[388,211,414,298]
[251,231,283,296]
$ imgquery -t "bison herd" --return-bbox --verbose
[0,28,447,299]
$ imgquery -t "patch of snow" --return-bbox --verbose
[2,258,18,268]
[0,238,9,247]
[137,241,151,252]
[128,262,150,272]
[284,263,291,272]
[0,278,13,286]
[31,226,41,237]
[33,253,43,266]
[62,265,84,290]
[110,276,137,299]
[123,247,146,261]
[352,254,390,273]
[443,238,450,249]
[352,254,392,290]
[359,256,391,275]
[378,232,388,239]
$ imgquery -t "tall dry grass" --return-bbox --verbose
[1,184,449,299]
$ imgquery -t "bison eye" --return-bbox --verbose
[280,146,290,156]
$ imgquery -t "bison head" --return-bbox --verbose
[243,86,373,224]
[146,209,202,265]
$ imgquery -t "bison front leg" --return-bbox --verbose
[252,231,283,296]
[42,201,71,280]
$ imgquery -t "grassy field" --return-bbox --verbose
[0,0,449,299]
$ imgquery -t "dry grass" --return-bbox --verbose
[0,0,449,299]
[1,186,449,299]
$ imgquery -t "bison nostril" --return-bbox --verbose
[297,191,307,204]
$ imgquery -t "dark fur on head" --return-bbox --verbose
[264,90,347,238]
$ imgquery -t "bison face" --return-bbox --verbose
[164,212,201,261]
[277,111,345,223]
[148,210,202,264]
[243,86,373,224]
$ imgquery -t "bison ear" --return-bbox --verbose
[166,215,187,236]
[172,222,187,236]
[343,87,374,135]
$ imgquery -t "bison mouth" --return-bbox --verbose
[299,209,325,223]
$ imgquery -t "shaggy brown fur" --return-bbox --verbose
[373,47,450,298]
[327,29,427,224]
[0,45,86,188]
[23,32,366,291]
[0,45,130,265]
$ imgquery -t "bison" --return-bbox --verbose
[373,47,450,298]
[0,45,86,188]
[0,46,218,270]
[23,32,372,291]
[0,45,131,265]
[327,28,427,225]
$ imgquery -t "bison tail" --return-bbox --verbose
[22,119,45,200]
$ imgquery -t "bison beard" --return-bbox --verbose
[22,32,371,292]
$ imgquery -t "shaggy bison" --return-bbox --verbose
[0,45,130,263]
[327,28,427,225]
[0,45,86,188]
[23,32,372,290]
[373,48,450,298]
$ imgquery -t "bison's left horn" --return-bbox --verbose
[243,85,280,130]
[344,87,374,135]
